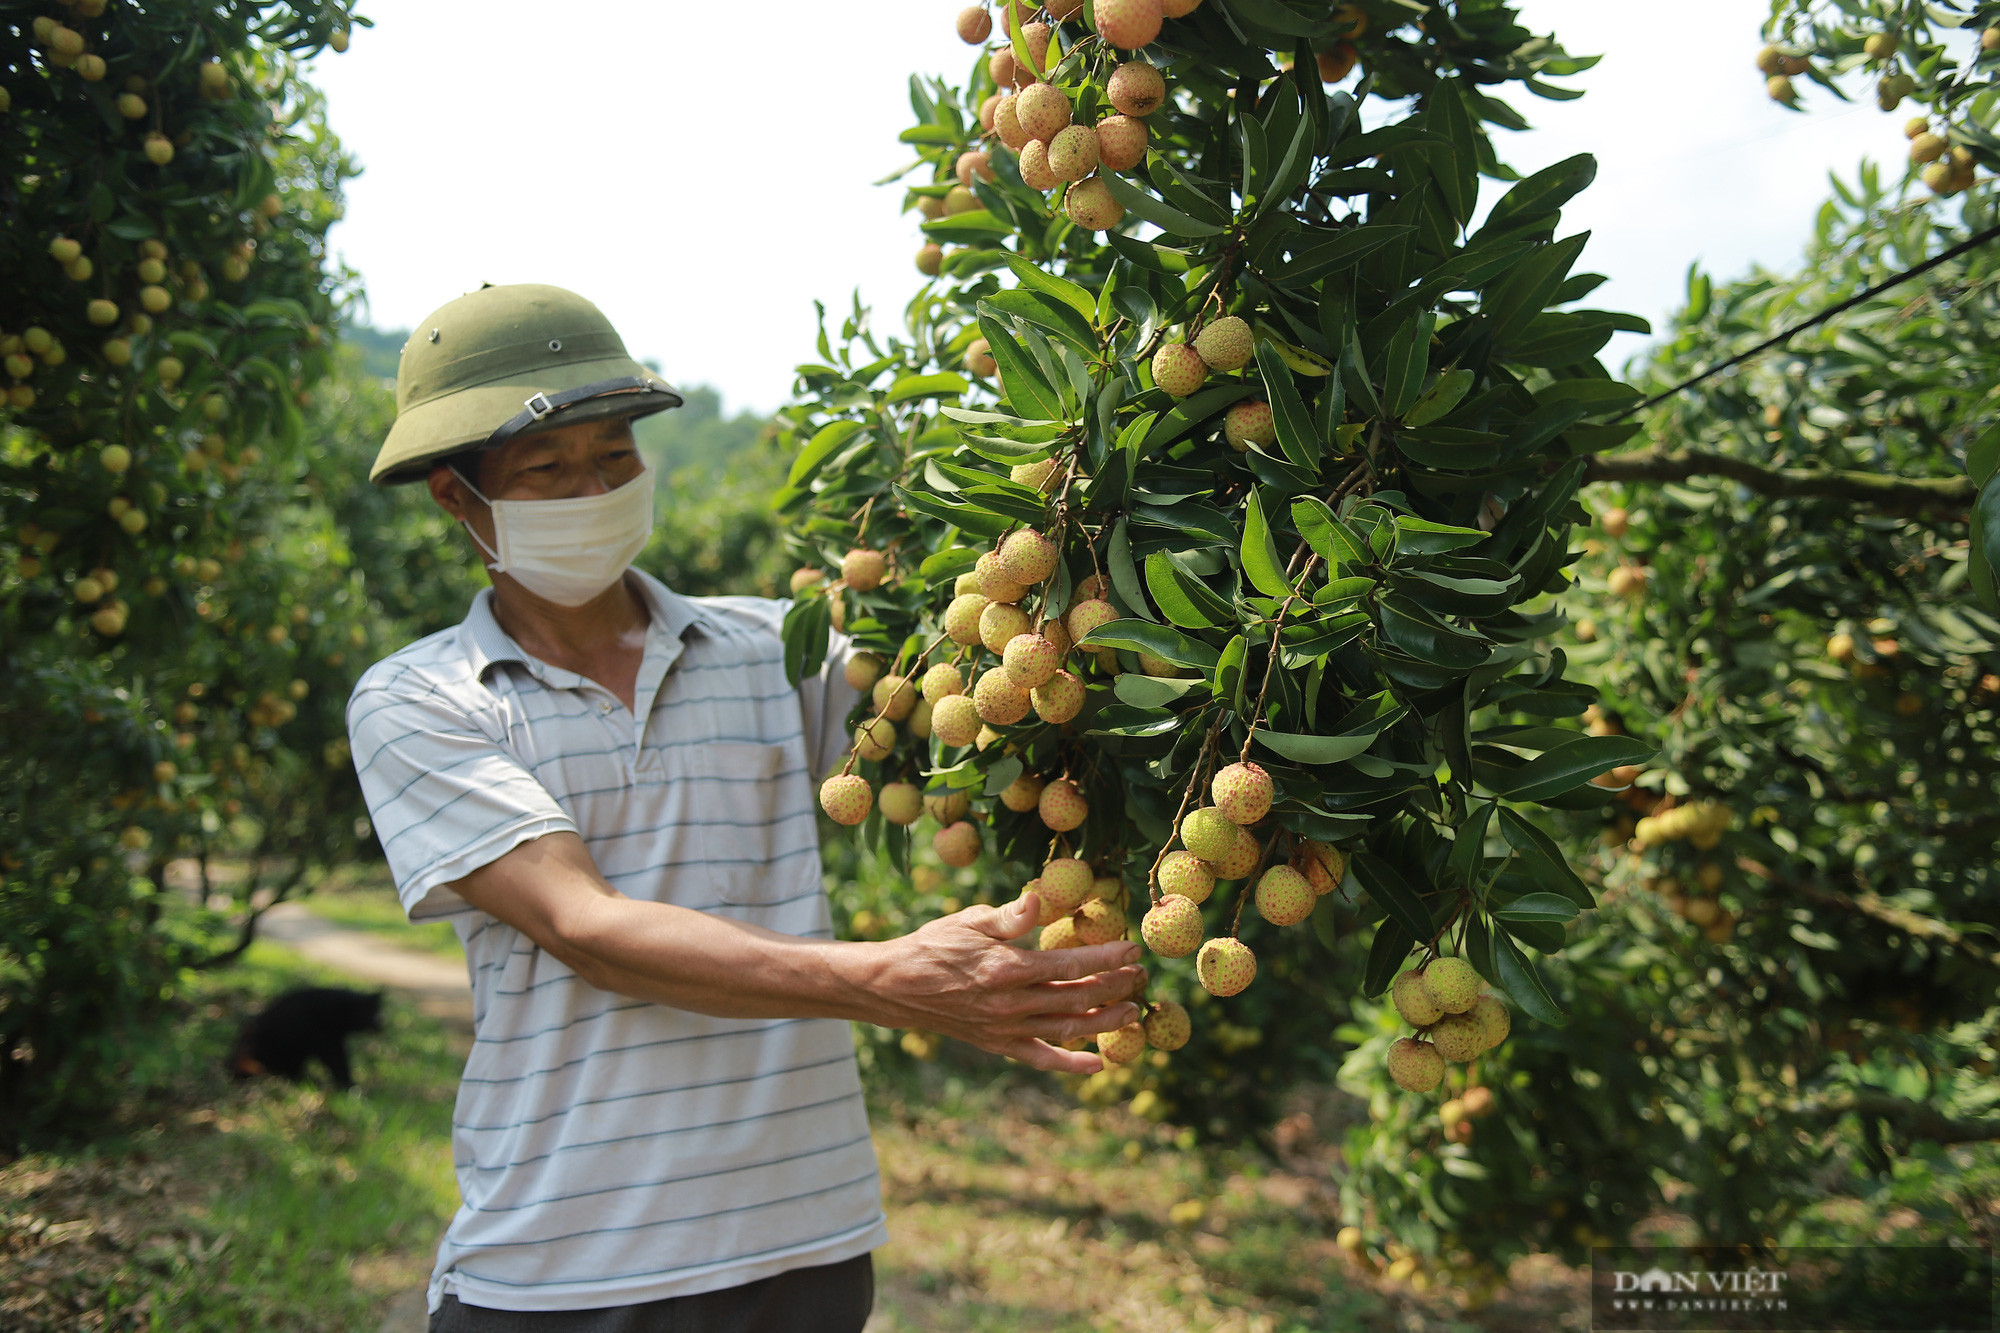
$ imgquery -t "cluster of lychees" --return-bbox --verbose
[1383,957,1511,1092]
[1148,313,1286,454]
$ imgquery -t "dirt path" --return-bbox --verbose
[259,902,474,1032]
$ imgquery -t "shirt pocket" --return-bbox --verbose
[696,740,813,906]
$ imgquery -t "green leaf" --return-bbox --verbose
[1252,727,1377,765]
[1363,917,1416,998]
[1240,487,1294,600]
[787,419,866,487]
[885,372,969,404]
[1088,705,1182,738]
[1490,892,1581,924]
[1291,496,1371,571]
[1271,224,1412,286]
[1349,853,1436,945]
[1393,516,1488,553]
[1402,367,1473,428]
[1075,618,1220,671]
[921,210,1016,239]
[1099,170,1228,238]
[898,124,960,145]
[1253,341,1320,470]
[1114,673,1208,708]
[1447,800,1495,892]
[1476,153,1597,240]
[1145,551,1234,629]
[892,484,1012,538]
[1217,633,1248,712]
[1383,311,1435,418]
[1003,252,1097,322]
[1497,808,1595,908]
[781,594,831,689]
[1144,385,1256,450]
[920,547,982,585]
[1108,517,1157,622]
[1494,931,1566,1025]
[982,288,1098,359]
[1481,735,1652,803]
[976,309,1066,422]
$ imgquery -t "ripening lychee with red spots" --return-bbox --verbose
[1039,858,1094,917]
[977,549,1029,603]
[934,820,982,867]
[1011,457,1058,492]
[1224,400,1276,451]
[994,92,1030,149]
[1159,0,1202,15]
[1099,1022,1146,1064]
[1004,634,1061,689]
[1065,597,1118,647]
[1392,969,1444,1026]
[842,547,886,591]
[974,667,1032,725]
[1019,140,1060,192]
[1144,998,1190,1050]
[1031,670,1084,724]
[1075,896,1126,945]
[872,673,917,721]
[1047,124,1099,181]
[945,592,989,645]
[1015,82,1072,142]
[1096,115,1148,171]
[1041,916,1081,949]
[1386,1037,1445,1092]
[1213,825,1261,880]
[1095,0,1164,49]
[1211,761,1273,825]
[1064,178,1125,231]
[1468,994,1511,1050]
[966,338,998,378]
[1196,937,1256,996]
[1106,61,1166,116]
[1254,865,1314,926]
[819,774,872,826]
[1296,838,1347,894]
[979,602,1031,655]
[1430,1011,1486,1063]
[1000,772,1046,812]
[1152,343,1205,398]
[979,93,1001,133]
[956,150,995,186]
[1178,806,1236,862]
[1158,850,1215,904]
[1141,893,1203,957]
[1039,778,1089,831]
[1422,956,1481,1014]
[1193,315,1253,371]
[922,662,965,703]
[999,527,1059,584]
[879,781,923,826]
[930,693,982,747]
[1019,20,1054,78]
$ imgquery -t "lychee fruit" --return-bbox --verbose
[843,547,887,591]
[879,781,924,825]
[1095,0,1164,49]
[1158,850,1215,904]
[1000,772,1046,812]
[1152,343,1205,398]
[1316,41,1357,83]
[966,338,998,378]
[1392,969,1444,1027]
[956,150,996,186]
[1193,316,1252,372]
[1011,457,1058,492]
[1141,894,1204,957]
[1421,957,1480,1014]
[910,699,935,739]
[994,92,1030,149]
[1211,761,1273,825]
[1031,670,1085,724]
[945,592,990,645]
[925,789,971,824]
[1213,825,1261,880]
[974,667,1032,725]
[1004,634,1060,689]
[1196,937,1256,996]
[844,652,883,691]
[1254,865,1314,926]
[1019,140,1060,192]
[934,820,982,867]
[979,601,1031,654]
[1461,1085,1495,1118]
[1386,1038,1445,1093]
[1178,806,1236,863]
[976,550,1029,603]
[1107,61,1166,116]
[790,566,827,594]
[956,6,992,42]
[1019,20,1053,77]
[1046,0,1084,17]
[1065,597,1118,647]
[979,93,1001,133]
[1039,778,1089,831]
[1468,994,1510,1050]
[922,662,965,703]
[1047,124,1100,181]
[1075,896,1126,945]
[1430,1012,1486,1063]
[1064,178,1125,231]
[1092,115,1149,173]
[1089,876,1120,902]
[1223,400,1276,451]
[855,717,898,762]
[1029,879,1068,926]
[930,694,983,747]
[1041,858,1094,914]
[1144,999,1191,1050]
[819,774,872,826]
[1038,617,1073,658]
[872,673,917,721]
[1099,1022,1147,1064]
[1015,83,1072,142]
[999,527,1059,585]
[1296,839,1347,894]
[1041,917,1081,950]
[1160,0,1202,15]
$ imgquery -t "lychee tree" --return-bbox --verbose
[777,1,1653,1115]
[0,2,389,1140]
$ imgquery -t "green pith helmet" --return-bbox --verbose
[368,283,682,485]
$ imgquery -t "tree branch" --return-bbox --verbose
[1737,856,2000,969]
[1583,449,1975,517]
[1798,1090,2000,1145]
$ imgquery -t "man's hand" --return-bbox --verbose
[854,889,1147,1075]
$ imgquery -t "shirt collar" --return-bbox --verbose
[457,569,711,683]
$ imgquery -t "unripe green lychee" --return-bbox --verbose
[1015,82,1071,142]
[1193,315,1252,371]
[143,133,174,165]
[925,789,971,824]
[956,6,992,42]
[872,673,917,721]
[1196,937,1256,996]
[1385,1037,1445,1092]
[117,91,146,118]
[843,547,886,590]
[974,666,1031,725]
[944,185,980,215]
[1010,456,1057,492]
[1031,670,1084,724]
[844,651,883,691]
[934,819,982,867]
[1047,124,1099,181]
[1863,31,1898,59]
[1211,761,1273,825]
[854,716,896,761]
[87,299,120,327]
[916,244,944,277]
[908,699,934,739]
[879,781,924,825]
[976,549,1028,603]
[820,774,873,825]
[931,693,983,747]
[1224,400,1275,451]
[1179,806,1236,862]
[1158,850,1214,904]
[65,255,93,281]
[1063,177,1124,231]
[1018,139,1060,191]
[1392,969,1444,1026]
[1144,998,1190,1050]
[49,236,82,265]
[1075,896,1126,945]
[1095,115,1148,171]
[1099,1021,1146,1064]
[1141,893,1203,957]
[1106,61,1166,116]
[1000,772,1046,812]
[1065,597,1118,647]
[979,601,1031,655]
[1254,865,1314,926]
[945,592,989,644]
[1422,956,1480,1014]
[921,662,965,703]
[1152,343,1206,398]
[1467,994,1510,1050]
[1213,825,1261,880]
[1430,1011,1485,1063]
[1039,778,1089,831]
[1004,634,1060,690]
[1041,916,1081,950]
[1095,0,1164,49]
[100,444,132,474]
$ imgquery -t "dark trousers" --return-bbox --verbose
[428,1254,874,1333]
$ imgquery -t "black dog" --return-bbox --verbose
[228,987,384,1090]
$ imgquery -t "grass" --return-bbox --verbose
[298,868,464,957]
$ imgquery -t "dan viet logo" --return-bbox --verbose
[1609,1263,1790,1305]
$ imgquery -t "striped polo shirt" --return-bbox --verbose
[345,571,886,1314]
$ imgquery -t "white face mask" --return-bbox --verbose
[452,463,656,607]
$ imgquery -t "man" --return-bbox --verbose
[346,283,1145,1332]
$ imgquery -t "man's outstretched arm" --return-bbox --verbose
[447,831,1147,1075]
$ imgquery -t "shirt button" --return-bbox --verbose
[599,701,613,714]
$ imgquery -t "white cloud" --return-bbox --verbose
[310,0,1910,410]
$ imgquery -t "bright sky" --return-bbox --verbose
[309,0,1916,413]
